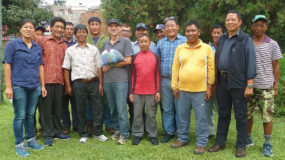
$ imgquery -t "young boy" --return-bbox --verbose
[129,33,161,145]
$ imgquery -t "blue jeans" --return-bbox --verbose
[103,95,113,128]
[177,91,209,147]
[161,78,178,135]
[208,94,217,135]
[12,86,41,145]
[103,82,129,138]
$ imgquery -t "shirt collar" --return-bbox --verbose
[18,37,37,47]
[225,29,240,38]
[166,33,181,41]
[48,35,64,43]
[263,35,271,43]
[184,39,202,49]
[75,42,90,48]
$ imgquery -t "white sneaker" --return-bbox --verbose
[79,137,88,143]
[94,134,108,142]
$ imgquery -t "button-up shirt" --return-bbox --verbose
[62,43,102,81]
[156,34,186,77]
[4,37,44,89]
[36,35,68,85]
[132,40,157,55]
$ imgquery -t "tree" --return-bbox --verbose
[2,0,53,35]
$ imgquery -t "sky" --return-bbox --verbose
[43,0,101,7]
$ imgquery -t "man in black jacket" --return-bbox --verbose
[208,10,256,158]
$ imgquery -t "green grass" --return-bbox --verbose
[1,97,285,160]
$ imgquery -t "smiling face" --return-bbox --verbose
[155,29,165,40]
[20,22,35,39]
[108,23,120,36]
[75,29,87,43]
[89,21,101,37]
[251,20,267,37]
[165,20,179,39]
[51,21,65,39]
[185,24,200,45]
[211,28,223,44]
[225,13,242,33]
[138,35,151,52]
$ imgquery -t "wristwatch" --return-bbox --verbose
[247,84,253,89]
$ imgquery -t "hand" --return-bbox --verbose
[103,65,111,73]
[244,87,253,98]
[205,87,212,101]
[41,87,47,97]
[155,92,161,103]
[129,94,134,103]
[65,85,72,96]
[274,88,278,97]
[99,84,103,96]
[5,86,13,99]
[173,89,179,99]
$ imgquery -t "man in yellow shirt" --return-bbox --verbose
[170,21,215,155]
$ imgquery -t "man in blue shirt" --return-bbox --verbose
[156,16,186,143]
[132,23,156,54]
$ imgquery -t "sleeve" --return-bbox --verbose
[62,48,71,70]
[4,41,15,64]
[245,37,257,80]
[271,40,283,61]
[38,45,44,65]
[155,54,161,93]
[94,47,103,68]
[171,45,181,90]
[151,42,157,54]
[207,46,215,84]
[125,39,134,57]
[128,55,136,94]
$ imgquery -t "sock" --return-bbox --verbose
[264,134,272,145]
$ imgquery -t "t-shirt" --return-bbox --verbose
[102,36,134,82]
[93,37,100,45]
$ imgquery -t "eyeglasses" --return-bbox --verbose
[164,16,175,23]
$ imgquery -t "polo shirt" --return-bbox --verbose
[132,40,157,55]
[63,38,77,47]
[102,36,134,82]
[253,35,283,89]
[4,37,44,89]
[156,34,186,77]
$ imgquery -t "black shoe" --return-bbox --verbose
[132,136,142,145]
[161,134,175,143]
[149,137,159,146]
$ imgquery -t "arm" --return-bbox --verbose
[97,67,103,96]
[205,47,215,101]
[39,65,47,97]
[103,56,132,72]
[244,37,256,97]
[128,55,135,103]
[171,46,181,98]
[4,63,13,99]
[63,69,72,96]
[155,55,161,103]
[272,60,279,96]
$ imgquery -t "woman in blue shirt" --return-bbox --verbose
[4,20,47,157]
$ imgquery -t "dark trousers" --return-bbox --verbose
[39,84,64,139]
[61,94,79,130]
[127,98,134,127]
[72,80,103,137]
[215,75,248,148]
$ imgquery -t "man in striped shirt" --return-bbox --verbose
[246,15,283,157]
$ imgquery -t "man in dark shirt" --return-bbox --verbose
[208,10,256,158]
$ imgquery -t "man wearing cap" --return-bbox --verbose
[246,15,282,157]
[86,17,114,135]
[156,16,186,143]
[132,23,156,54]
[120,24,132,39]
[154,24,166,40]
[62,24,107,143]
[102,19,134,145]
[208,10,256,157]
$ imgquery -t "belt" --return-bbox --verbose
[77,77,98,83]
[219,71,228,76]
[161,76,171,80]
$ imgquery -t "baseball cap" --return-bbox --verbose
[107,19,120,25]
[154,24,164,33]
[136,23,147,30]
[252,15,267,23]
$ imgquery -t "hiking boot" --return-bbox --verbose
[161,134,175,143]
[132,136,142,145]
[94,134,109,142]
[54,133,71,140]
[26,138,44,150]
[246,136,254,147]
[263,143,273,157]
[194,146,205,155]
[16,142,30,157]
[44,138,53,146]
[208,144,225,152]
[236,147,246,157]
[117,135,128,145]
[171,140,187,149]
[80,137,88,143]
[149,137,159,146]
[111,130,120,140]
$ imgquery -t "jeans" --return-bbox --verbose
[12,86,41,145]
[177,91,209,147]
[215,75,248,148]
[161,78,178,135]
[103,82,129,138]
[62,94,79,130]
[208,94,217,135]
[103,95,113,129]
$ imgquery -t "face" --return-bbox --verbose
[35,30,44,38]
[89,21,101,36]
[155,29,166,40]
[138,36,151,52]
[251,21,267,37]
[225,13,242,33]
[50,21,65,39]
[185,24,200,44]
[108,23,120,36]
[211,28,223,44]
[135,28,147,38]
[20,22,35,39]
[75,29,88,43]
[64,24,74,39]
[120,26,132,38]
[165,20,179,38]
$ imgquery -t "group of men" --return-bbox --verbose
[33,9,282,158]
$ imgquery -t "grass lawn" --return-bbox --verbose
[0,97,285,160]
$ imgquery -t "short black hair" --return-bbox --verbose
[212,24,224,33]
[21,19,35,28]
[35,26,45,33]
[66,22,74,26]
[74,24,88,35]
[227,10,242,20]
[185,20,200,29]
[50,17,66,28]
[137,33,150,42]
[88,17,101,24]
[164,16,178,25]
